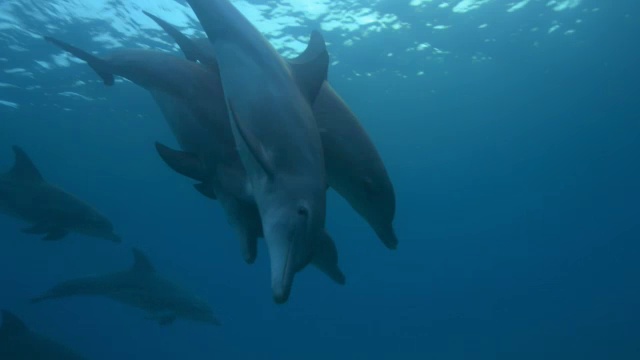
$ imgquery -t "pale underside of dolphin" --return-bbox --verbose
[0,310,86,360]
[43,35,345,287]
[32,248,221,326]
[0,146,120,242]
[185,0,332,303]
[145,11,398,250]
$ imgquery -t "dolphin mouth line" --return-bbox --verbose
[282,233,294,286]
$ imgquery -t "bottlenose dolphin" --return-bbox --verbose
[185,0,331,303]
[43,37,345,286]
[32,248,220,326]
[0,146,120,242]
[0,310,86,359]
[145,12,398,249]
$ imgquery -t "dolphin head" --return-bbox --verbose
[262,175,325,304]
[74,211,120,243]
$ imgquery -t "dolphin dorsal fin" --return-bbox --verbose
[131,248,155,273]
[143,11,200,62]
[288,31,329,104]
[8,146,44,182]
[1,310,29,336]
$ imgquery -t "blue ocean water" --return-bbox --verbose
[1,0,639,359]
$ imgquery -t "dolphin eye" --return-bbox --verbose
[297,206,309,217]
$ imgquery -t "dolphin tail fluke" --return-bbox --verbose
[154,142,207,182]
[311,230,346,285]
[43,36,115,86]
[143,11,200,62]
[288,30,329,104]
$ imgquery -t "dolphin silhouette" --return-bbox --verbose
[185,0,331,303]
[0,310,86,359]
[144,11,398,249]
[0,146,120,242]
[43,36,345,286]
[32,248,221,326]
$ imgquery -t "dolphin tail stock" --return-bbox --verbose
[311,230,346,285]
[43,36,115,86]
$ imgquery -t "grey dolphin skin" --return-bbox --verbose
[43,36,345,286]
[0,146,120,242]
[0,310,86,359]
[145,12,398,250]
[32,248,220,326]
[185,0,331,303]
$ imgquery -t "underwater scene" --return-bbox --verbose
[0,0,639,359]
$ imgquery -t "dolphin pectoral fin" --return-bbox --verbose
[154,142,206,182]
[193,182,217,200]
[287,31,329,103]
[43,36,115,86]
[311,230,346,285]
[143,11,200,62]
[21,223,50,234]
[228,103,275,179]
[42,229,68,241]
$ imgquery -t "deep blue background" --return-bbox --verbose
[1,1,639,359]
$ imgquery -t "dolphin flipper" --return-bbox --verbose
[311,231,346,285]
[287,31,329,104]
[43,36,115,86]
[42,229,68,241]
[193,182,217,200]
[154,142,206,182]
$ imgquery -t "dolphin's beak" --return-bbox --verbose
[267,234,297,304]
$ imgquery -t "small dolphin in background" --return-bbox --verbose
[144,11,399,250]
[0,146,120,242]
[0,310,86,359]
[32,248,221,326]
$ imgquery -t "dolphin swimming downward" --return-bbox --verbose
[0,310,86,359]
[0,146,120,242]
[43,36,346,289]
[32,248,221,326]
[144,11,399,250]
[185,0,331,303]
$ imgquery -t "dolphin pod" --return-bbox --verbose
[43,35,346,289]
[142,11,398,250]
[0,310,86,359]
[0,146,120,242]
[32,248,221,326]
